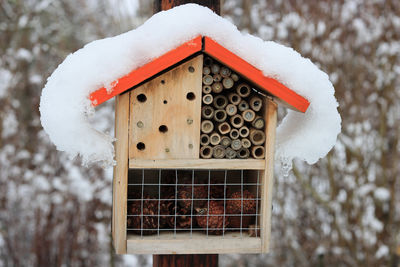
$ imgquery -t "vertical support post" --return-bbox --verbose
[260,97,277,252]
[153,1,220,266]
[113,92,130,254]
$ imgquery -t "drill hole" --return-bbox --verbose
[161,80,165,84]
[163,100,168,104]
[159,125,168,133]
[186,92,195,101]
[137,142,145,150]
[137,94,147,103]
[188,66,195,73]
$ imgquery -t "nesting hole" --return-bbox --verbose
[163,100,168,104]
[186,92,196,101]
[254,133,263,142]
[221,124,229,132]
[215,111,225,120]
[201,136,209,144]
[239,150,247,157]
[233,117,241,124]
[231,130,239,138]
[159,125,168,133]
[137,142,145,150]
[161,80,165,84]
[188,66,195,73]
[137,94,147,103]
[254,147,263,157]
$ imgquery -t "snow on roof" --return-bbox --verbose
[39,4,341,167]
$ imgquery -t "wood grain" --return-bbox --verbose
[112,93,130,254]
[129,158,265,170]
[129,55,203,160]
[260,97,277,253]
[127,232,261,254]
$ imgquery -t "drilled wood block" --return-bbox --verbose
[129,55,203,159]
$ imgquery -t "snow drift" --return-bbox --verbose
[39,4,341,167]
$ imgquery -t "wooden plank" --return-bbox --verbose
[128,159,265,170]
[129,55,203,160]
[127,232,261,254]
[90,36,202,106]
[203,37,310,113]
[260,97,277,253]
[112,93,130,254]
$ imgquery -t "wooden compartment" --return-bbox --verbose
[112,54,278,255]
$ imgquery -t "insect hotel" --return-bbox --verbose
[90,36,309,255]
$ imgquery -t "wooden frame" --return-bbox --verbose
[112,92,277,254]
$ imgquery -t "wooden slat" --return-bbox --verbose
[90,36,202,106]
[129,55,203,160]
[260,97,277,253]
[112,93,130,254]
[128,159,265,170]
[127,232,261,254]
[203,37,309,113]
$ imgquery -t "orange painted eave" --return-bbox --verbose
[89,36,203,106]
[203,37,310,113]
[89,35,310,113]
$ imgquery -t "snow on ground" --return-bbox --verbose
[40,4,341,167]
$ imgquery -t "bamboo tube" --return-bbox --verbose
[238,100,249,112]
[220,66,232,78]
[220,136,232,148]
[237,148,250,159]
[203,66,211,75]
[251,116,265,129]
[201,120,214,134]
[222,77,234,89]
[210,132,221,146]
[204,57,213,66]
[214,109,227,122]
[249,96,262,112]
[202,85,212,94]
[200,134,210,146]
[242,109,256,122]
[239,126,249,138]
[200,146,213,159]
[211,82,223,93]
[211,64,220,74]
[249,129,266,145]
[202,94,213,105]
[231,139,242,151]
[225,147,237,159]
[241,138,251,149]
[236,83,251,98]
[231,73,239,82]
[218,122,231,135]
[251,146,265,159]
[213,95,228,109]
[225,104,237,116]
[230,129,239,140]
[228,93,241,105]
[213,145,226,159]
[202,75,213,85]
[213,74,222,82]
[201,106,214,119]
[230,114,244,128]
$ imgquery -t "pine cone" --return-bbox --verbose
[159,196,175,228]
[127,196,159,235]
[196,200,228,235]
[167,205,192,229]
[210,177,225,199]
[178,174,208,210]
[226,190,256,229]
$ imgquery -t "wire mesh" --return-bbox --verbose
[126,169,261,238]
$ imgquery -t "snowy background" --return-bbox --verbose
[1,0,399,266]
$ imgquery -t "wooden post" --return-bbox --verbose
[153,0,220,266]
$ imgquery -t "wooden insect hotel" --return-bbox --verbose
[90,36,309,255]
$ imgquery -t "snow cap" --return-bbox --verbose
[39,4,341,167]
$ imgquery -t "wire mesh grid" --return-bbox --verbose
[126,169,261,239]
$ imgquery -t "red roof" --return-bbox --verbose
[89,36,310,112]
